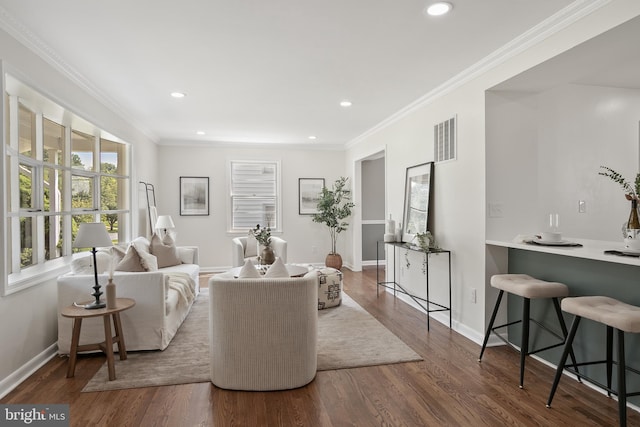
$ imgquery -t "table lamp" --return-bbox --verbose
[72,222,113,309]
[155,215,175,236]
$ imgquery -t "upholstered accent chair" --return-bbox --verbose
[208,271,318,391]
[231,236,287,267]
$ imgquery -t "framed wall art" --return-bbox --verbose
[180,176,209,216]
[402,162,434,243]
[298,178,325,215]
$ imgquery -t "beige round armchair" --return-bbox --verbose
[231,236,287,267]
[208,271,317,390]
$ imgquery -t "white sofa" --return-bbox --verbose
[231,236,287,267]
[209,271,317,390]
[57,243,200,354]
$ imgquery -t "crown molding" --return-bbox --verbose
[345,0,612,150]
[157,138,346,151]
[0,5,159,143]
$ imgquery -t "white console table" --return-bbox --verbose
[376,241,452,330]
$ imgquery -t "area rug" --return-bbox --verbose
[82,290,422,392]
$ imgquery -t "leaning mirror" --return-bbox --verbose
[402,162,434,244]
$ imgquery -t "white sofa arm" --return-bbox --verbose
[231,238,246,267]
[177,246,199,265]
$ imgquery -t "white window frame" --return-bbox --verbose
[227,159,282,234]
[2,74,132,296]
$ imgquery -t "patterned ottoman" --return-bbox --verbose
[317,267,343,310]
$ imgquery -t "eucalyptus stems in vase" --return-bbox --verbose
[598,166,640,231]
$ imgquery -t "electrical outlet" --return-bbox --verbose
[488,203,504,218]
[470,288,477,304]
[578,200,586,213]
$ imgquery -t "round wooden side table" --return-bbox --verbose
[61,297,135,381]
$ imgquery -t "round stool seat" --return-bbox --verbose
[491,274,569,299]
[562,296,640,333]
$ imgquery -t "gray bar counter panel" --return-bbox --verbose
[507,248,640,406]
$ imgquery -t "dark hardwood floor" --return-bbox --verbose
[2,268,635,426]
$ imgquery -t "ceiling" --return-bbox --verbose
[0,0,578,147]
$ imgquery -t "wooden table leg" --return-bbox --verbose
[67,318,83,378]
[112,312,127,360]
[102,314,116,381]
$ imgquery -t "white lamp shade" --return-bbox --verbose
[73,223,113,248]
[156,215,175,230]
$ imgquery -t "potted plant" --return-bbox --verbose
[312,176,355,269]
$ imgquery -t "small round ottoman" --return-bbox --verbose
[317,267,343,310]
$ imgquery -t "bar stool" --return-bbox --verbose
[478,274,579,388]
[547,296,640,427]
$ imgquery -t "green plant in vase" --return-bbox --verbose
[598,166,640,230]
[312,176,355,270]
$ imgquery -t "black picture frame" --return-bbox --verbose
[402,162,434,243]
[180,176,209,216]
[298,178,325,215]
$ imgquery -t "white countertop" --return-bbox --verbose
[486,237,640,267]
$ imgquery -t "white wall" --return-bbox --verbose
[346,1,640,339]
[487,84,640,242]
[0,28,159,396]
[156,144,346,270]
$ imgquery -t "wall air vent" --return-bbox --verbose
[434,116,456,163]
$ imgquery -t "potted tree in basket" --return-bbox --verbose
[312,176,355,270]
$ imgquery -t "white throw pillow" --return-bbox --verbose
[264,257,289,278]
[132,236,151,255]
[71,251,112,275]
[238,259,260,278]
[245,234,258,257]
[70,255,92,275]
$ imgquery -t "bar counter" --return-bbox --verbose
[486,237,640,408]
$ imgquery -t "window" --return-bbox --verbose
[229,160,281,232]
[3,76,131,295]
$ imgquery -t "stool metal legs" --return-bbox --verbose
[479,292,578,389]
[479,290,504,362]
[547,315,581,407]
[520,298,530,388]
[618,328,627,427]
[547,318,629,427]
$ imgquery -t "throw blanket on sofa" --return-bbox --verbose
[165,272,196,310]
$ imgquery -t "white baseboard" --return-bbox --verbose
[0,343,58,400]
[382,287,502,347]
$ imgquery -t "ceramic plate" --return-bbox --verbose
[533,238,575,246]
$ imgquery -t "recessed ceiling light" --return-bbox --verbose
[196,131,205,135]
[170,92,186,98]
[308,135,317,140]
[340,100,352,107]
[425,2,452,16]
